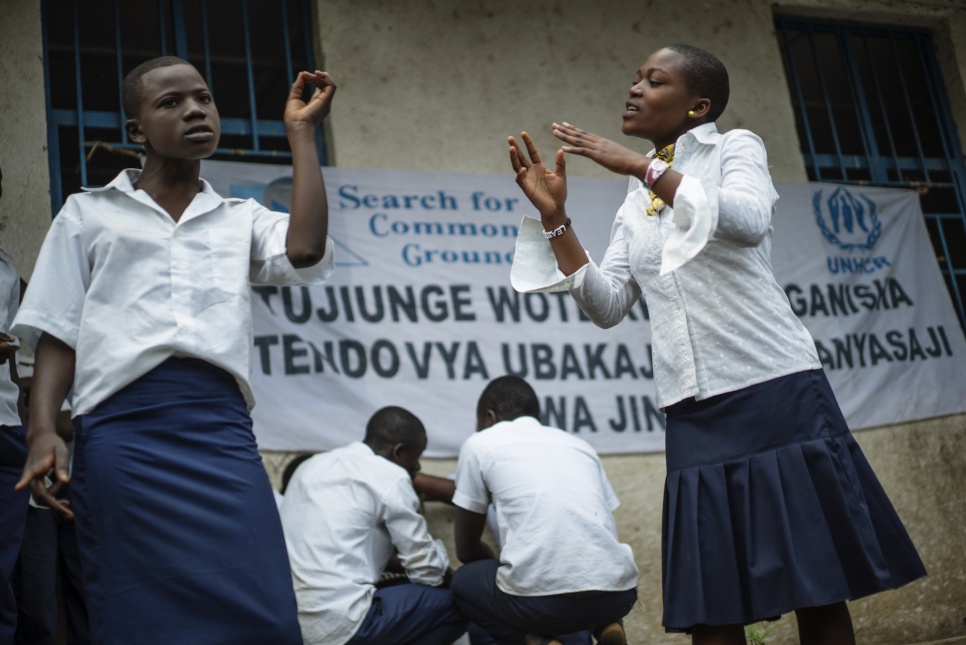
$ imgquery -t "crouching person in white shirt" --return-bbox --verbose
[451,376,639,645]
[281,406,468,645]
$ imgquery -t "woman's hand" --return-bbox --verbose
[284,71,337,131]
[508,132,568,222]
[553,122,649,180]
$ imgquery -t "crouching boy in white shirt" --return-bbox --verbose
[281,406,468,645]
[451,376,639,645]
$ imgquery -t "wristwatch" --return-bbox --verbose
[645,158,669,187]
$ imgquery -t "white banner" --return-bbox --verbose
[202,161,966,456]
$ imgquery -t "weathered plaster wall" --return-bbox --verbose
[1,0,963,642]
[299,1,966,642]
[0,0,52,277]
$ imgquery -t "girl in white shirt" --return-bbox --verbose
[507,43,925,645]
[14,57,336,645]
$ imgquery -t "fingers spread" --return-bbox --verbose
[521,132,542,165]
[554,148,567,177]
[508,137,531,170]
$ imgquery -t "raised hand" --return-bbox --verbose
[285,70,337,130]
[553,122,648,179]
[508,132,567,221]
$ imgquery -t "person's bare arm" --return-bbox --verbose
[412,472,456,504]
[16,333,75,518]
[284,70,336,268]
[454,506,496,564]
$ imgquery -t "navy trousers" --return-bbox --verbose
[13,502,90,645]
[346,583,467,645]
[1,425,29,643]
[451,560,636,644]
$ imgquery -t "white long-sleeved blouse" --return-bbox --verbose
[510,123,820,408]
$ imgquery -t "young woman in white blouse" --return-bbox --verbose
[507,43,925,645]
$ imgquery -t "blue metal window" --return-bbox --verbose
[775,16,966,328]
[43,0,323,211]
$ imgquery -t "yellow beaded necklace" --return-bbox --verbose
[645,144,674,216]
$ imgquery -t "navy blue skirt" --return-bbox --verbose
[70,358,301,644]
[661,369,926,632]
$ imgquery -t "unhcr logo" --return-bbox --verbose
[813,187,891,274]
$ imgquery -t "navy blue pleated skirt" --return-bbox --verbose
[70,358,301,645]
[661,369,926,633]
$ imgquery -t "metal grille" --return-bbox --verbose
[775,16,966,327]
[43,0,322,211]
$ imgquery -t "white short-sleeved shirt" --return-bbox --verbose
[12,169,334,415]
[510,123,820,408]
[453,416,638,596]
[0,251,21,426]
[281,442,450,645]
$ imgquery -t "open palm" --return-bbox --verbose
[508,132,567,219]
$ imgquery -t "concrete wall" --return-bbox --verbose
[303,1,966,642]
[0,0,52,277]
[2,0,964,642]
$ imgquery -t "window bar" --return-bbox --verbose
[914,38,966,324]
[839,29,881,183]
[280,0,295,83]
[72,0,88,187]
[915,33,966,198]
[159,0,168,56]
[172,0,187,58]
[114,0,128,141]
[777,23,821,181]
[241,0,261,151]
[200,0,214,92]
[806,23,848,181]
[932,216,965,324]
[298,0,326,165]
[887,30,929,184]
[859,30,900,185]
[300,0,316,74]
[41,0,63,211]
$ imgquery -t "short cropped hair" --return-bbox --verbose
[364,406,426,451]
[476,375,541,422]
[122,56,195,118]
[665,43,730,122]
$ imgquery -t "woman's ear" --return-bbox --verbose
[689,98,712,119]
[126,118,145,144]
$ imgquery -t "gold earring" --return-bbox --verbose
[688,110,695,116]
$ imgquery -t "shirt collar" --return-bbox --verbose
[646,122,721,157]
[82,169,224,221]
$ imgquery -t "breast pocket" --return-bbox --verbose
[207,227,253,298]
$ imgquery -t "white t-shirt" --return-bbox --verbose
[0,251,21,426]
[453,416,638,596]
[281,442,449,645]
[12,169,334,415]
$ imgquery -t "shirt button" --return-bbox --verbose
[174,262,186,270]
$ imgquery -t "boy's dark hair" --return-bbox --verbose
[364,406,426,451]
[477,375,541,422]
[666,43,730,122]
[122,56,195,118]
